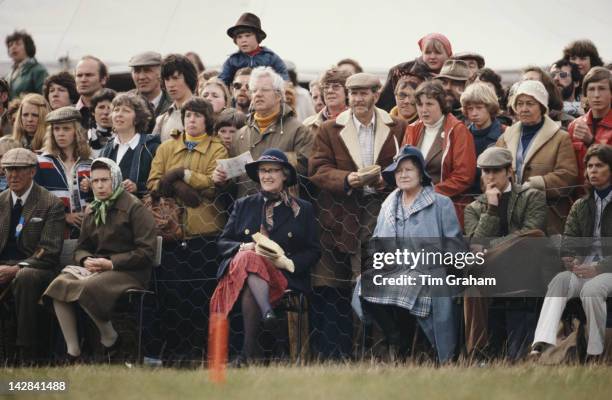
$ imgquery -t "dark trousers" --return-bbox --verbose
[12,267,55,348]
[1,267,55,362]
[143,236,219,363]
[309,286,353,360]
[470,298,538,361]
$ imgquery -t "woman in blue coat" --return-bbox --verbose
[210,148,320,365]
[359,145,465,364]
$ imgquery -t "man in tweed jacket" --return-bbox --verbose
[0,148,65,362]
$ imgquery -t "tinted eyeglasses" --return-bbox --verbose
[232,82,249,91]
[551,71,569,79]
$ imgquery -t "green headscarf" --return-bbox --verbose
[89,157,124,226]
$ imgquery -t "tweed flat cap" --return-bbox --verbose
[477,147,513,168]
[128,51,162,67]
[346,73,381,90]
[1,148,37,168]
[45,106,81,124]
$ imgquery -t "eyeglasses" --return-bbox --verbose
[551,71,569,79]
[322,83,343,92]
[396,93,414,101]
[250,87,275,95]
[232,82,249,91]
[258,167,282,175]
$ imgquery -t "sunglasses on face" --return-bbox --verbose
[232,82,249,90]
[551,71,569,79]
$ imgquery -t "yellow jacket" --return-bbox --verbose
[147,133,228,237]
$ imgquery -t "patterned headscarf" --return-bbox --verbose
[89,157,124,226]
[260,190,300,235]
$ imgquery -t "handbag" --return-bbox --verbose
[143,193,184,242]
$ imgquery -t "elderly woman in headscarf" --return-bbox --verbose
[210,148,321,366]
[358,145,464,363]
[43,157,157,361]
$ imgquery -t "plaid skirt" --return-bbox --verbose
[209,250,288,317]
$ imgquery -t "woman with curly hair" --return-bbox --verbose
[99,92,160,198]
[43,71,79,110]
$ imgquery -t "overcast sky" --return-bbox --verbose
[1,0,610,75]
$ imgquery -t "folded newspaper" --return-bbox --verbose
[62,265,99,280]
[216,151,254,179]
[357,165,381,186]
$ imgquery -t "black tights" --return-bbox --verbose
[241,274,272,358]
[362,301,401,345]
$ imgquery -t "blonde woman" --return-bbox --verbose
[199,77,231,115]
[35,106,92,238]
[11,93,49,151]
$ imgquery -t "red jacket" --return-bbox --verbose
[402,114,476,226]
[402,114,476,199]
[568,108,612,186]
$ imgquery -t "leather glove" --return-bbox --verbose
[255,243,280,259]
[173,180,201,208]
[159,168,185,196]
[271,255,295,273]
[252,233,285,257]
[150,189,162,201]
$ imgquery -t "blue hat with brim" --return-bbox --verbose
[245,148,297,186]
[382,145,432,187]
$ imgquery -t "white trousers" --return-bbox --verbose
[533,271,612,355]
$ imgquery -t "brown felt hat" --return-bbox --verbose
[453,52,485,69]
[227,12,267,41]
[435,59,471,81]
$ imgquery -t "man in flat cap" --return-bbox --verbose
[129,51,172,119]
[452,52,485,78]
[309,72,406,360]
[463,146,547,362]
[0,148,65,364]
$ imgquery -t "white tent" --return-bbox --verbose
[1,0,610,77]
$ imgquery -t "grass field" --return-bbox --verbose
[2,363,612,400]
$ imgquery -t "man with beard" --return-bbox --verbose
[434,59,470,120]
[231,67,251,115]
[550,59,583,118]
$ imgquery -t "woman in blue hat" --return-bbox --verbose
[359,145,464,363]
[210,148,320,365]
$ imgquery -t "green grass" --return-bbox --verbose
[2,363,612,400]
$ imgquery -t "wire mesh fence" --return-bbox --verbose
[0,175,598,366]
